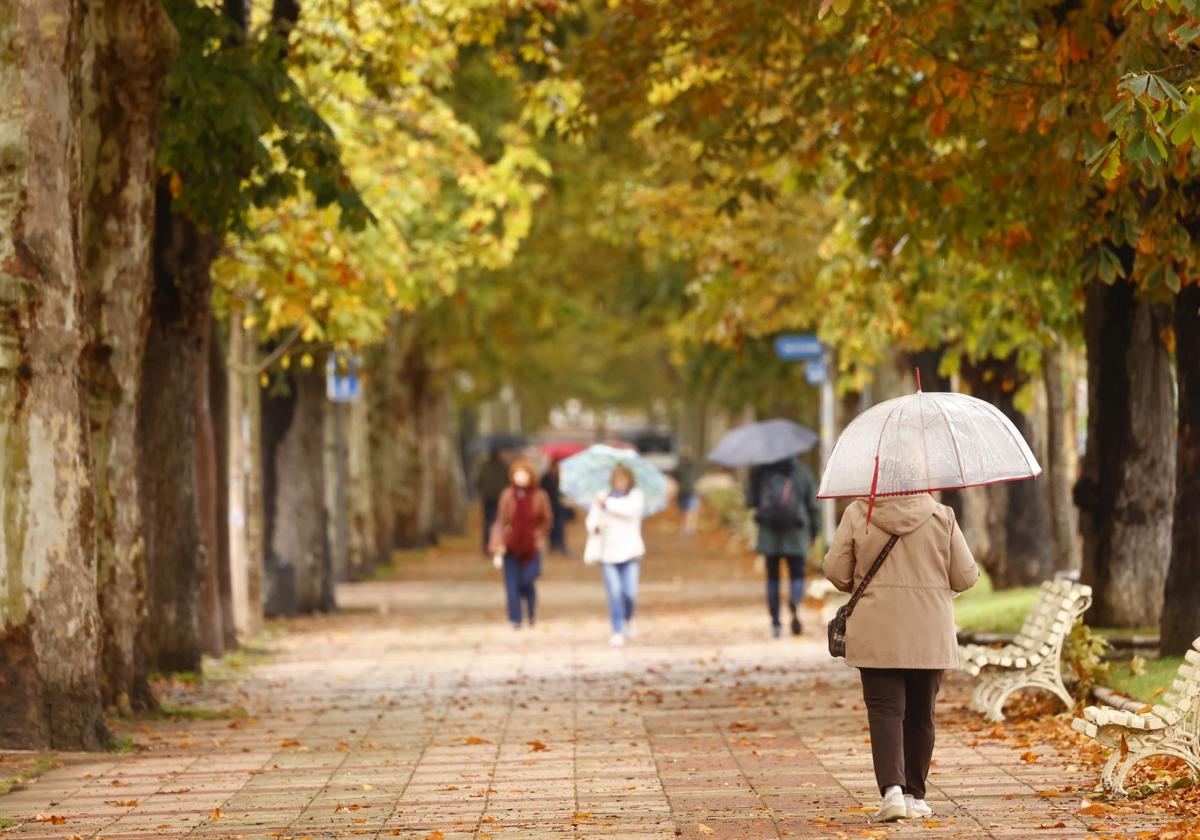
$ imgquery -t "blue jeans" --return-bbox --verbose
[766,554,805,627]
[503,552,540,625]
[601,559,640,634]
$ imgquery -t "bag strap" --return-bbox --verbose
[843,533,900,617]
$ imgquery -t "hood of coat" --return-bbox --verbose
[867,493,938,535]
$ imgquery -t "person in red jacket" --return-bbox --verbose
[487,458,552,628]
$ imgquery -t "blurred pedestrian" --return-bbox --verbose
[823,493,979,822]
[746,456,820,638]
[541,459,571,555]
[476,446,510,556]
[585,465,646,647]
[488,458,551,629]
[675,447,700,535]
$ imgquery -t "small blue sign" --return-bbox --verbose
[774,333,824,362]
[805,359,827,385]
[326,353,360,402]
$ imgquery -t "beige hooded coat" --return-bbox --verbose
[823,494,979,669]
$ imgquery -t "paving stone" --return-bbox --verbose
[0,519,1181,839]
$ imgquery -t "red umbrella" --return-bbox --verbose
[539,441,589,461]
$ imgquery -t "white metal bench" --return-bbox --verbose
[1071,638,1200,795]
[959,580,1093,722]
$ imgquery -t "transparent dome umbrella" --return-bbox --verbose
[559,444,670,515]
[707,419,819,467]
[818,381,1042,523]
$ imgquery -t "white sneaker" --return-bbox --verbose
[871,789,907,823]
[904,795,932,819]
[608,633,625,647]
[625,620,638,640]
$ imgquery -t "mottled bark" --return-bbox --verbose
[263,370,332,614]
[1162,284,1200,655]
[209,321,237,649]
[346,392,378,579]
[1078,279,1176,627]
[82,0,175,714]
[962,357,1056,588]
[427,385,468,538]
[0,0,105,749]
[1042,344,1080,573]
[195,320,223,657]
[368,323,423,558]
[225,318,261,637]
[140,182,221,674]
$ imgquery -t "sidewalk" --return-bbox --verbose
[0,518,1186,839]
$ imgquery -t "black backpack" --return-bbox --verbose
[754,469,805,529]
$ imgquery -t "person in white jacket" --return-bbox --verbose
[585,465,646,647]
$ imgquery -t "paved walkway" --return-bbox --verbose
[0,518,1181,839]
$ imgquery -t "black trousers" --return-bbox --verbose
[859,667,943,799]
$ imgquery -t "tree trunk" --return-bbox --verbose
[245,341,266,628]
[906,348,964,522]
[368,322,423,559]
[0,0,107,749]
[82,0,175,714]
[346,392,378,579]
[263,370,332,614]
[1042,344,1081,573]
[195,319,224,657]
[428,384,468,538]
[140,184,221,674]
[961,357,1056,588]
[1079,279,1176,627]
[225,317,261,637]
[1162,284,1200,654]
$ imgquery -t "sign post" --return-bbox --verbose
[774,334,836,549]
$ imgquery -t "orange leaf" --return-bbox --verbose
[529,740,548,752]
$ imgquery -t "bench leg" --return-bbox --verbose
[1110,742,1200,797]
[970,678,993,714]
[983,673,1073,723]
[1099,748,1121,793]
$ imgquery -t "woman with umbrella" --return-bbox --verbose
[585,464,647,647]
[559,445,668,647]
[747,456,821,638]
[708,419,821,638]
[820,382,1039,823]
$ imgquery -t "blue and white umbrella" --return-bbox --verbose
[559,444,669,515]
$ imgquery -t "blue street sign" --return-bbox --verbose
[326,353,360,402]
[774,333,824,362]
[805,359,827,385]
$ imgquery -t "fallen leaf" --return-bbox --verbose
[465,736,492,745]
[210,806,223,820]
[529,740,548,752]
[1036,788,1062,798]
[424,832,445,840]
[33,814,67,825]
[697,825,715,835]
[1020,751,1040,763]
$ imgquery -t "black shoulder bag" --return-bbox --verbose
[827,533,900,658]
